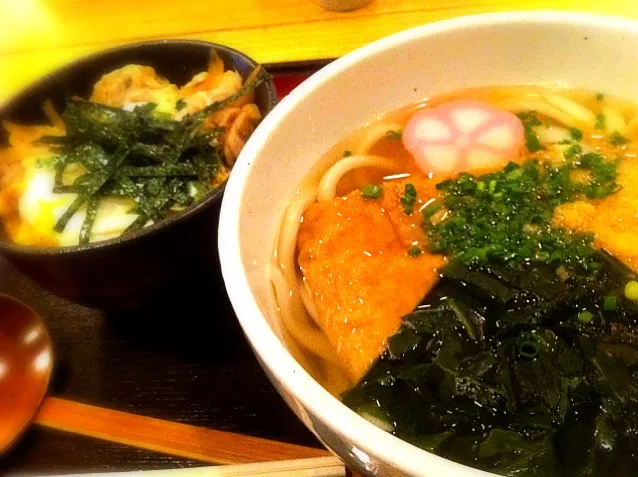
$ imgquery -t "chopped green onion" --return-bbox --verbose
[564,144,582,159]
[361,184,382,199]
[535,251,550,262]
[408,246,422,257]
[518,246,532,259]
[596,92,605,101]
[550,250,564,266]
[624,280,638,301]
[424,157,618,272]
[175,99,187,111]
[343,150,352,157]
[603,295,617,311]
[577,310,594,324]
[516,331,536,347]
[517,111,543,153]
[386,129,402,140]
[518,340,539,359]
[569,127,583,141]
[610,131,629,146]
[401,183,417,215]
[422,202,442,219]
[595,114,606,130]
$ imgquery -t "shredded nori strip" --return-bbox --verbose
[118,164,198,177]
[191,66,268,120]
[38,64,267,243]
[79,197,100,245]
[54,194,87,233]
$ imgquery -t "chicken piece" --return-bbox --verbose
[176,70,244,119]
[553,157,638,272]
[221,104,262,165]
[90,65,179,112]
[180,56,225,97]
[297,177,445,382]
[203,104,262,166]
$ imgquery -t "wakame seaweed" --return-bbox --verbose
[38,66,268,245]
[344,251,638,476]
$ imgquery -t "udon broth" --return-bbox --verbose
[272,86,638,476]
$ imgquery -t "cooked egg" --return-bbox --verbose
[18,159,139,246]
[14,94,176,247]
[90,64,179,116]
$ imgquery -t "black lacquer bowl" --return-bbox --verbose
[0,40,278,310]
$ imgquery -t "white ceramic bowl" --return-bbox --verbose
[219,11,638,476]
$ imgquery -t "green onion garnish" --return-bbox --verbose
[175,99,187,111]
[610,131,629,146]
[624,280,638,301]
[425,156,618,271]
[564,144,582,159]
[361,184,382,199]
[603,295,617,311]
[408,246,422,257]
[401,183,417,215]
[517,111,543,153]
[516,331,540,359]
[422,202,442,219]
[519,342,539,359]
[595,114,606,130]
[385,129,402,140]
[577,310,594,324]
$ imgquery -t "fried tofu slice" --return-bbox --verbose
[554,157,638,272]
[297,178,445,382]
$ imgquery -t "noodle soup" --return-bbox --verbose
[273,86,638,476]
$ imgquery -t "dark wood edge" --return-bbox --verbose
[264,58,335,75]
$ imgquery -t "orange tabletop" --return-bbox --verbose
[2,0,638,103]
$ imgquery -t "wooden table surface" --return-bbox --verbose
[3,0,638,104]
[0,249,323,475]
[3,0,638,474]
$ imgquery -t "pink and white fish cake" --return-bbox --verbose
[402,100,526,174]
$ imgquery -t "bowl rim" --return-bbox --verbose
[0,39,278,256]
[219,10,638,477]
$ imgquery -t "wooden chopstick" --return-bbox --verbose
[26,457,346,477]
[34,397,330,465]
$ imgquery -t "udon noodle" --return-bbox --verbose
[270,109,422,394]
